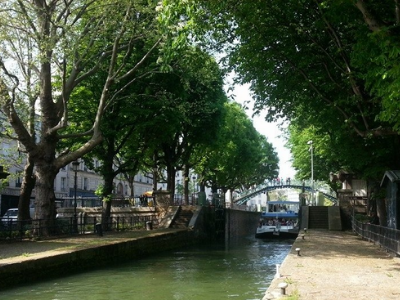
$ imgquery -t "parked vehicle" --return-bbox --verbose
[1,208,18,227]
[1,207,35,227]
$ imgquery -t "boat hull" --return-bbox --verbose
[255,228,298,239]
[255,223,299,239]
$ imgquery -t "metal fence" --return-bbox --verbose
[57,195,200,208]
[352,218,400,256]
[57,197,155,208]
[0,215,158,241]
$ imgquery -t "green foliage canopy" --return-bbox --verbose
[197,102,279,192]
[184,0,400,181]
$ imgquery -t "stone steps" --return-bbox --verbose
[170,206,194,229]
[308,206,329,229]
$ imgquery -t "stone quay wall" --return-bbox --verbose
[225,209,261,242]
[0,229,196,289]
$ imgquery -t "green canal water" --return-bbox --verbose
[0,238,293,300]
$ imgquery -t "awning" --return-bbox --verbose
[143,191,153,196]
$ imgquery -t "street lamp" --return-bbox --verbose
[307,140,314,206]
[191,175,197,205]
[192,175,197,192]
[72,160,80,233]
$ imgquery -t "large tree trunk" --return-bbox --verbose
[183,165,189,205]
[166,165,176,205]
[211,183,218,206]
[101,183,114,230]
[18,155,36,221]
[152,152,158,191]
[128,175,135,197]
[101,161,115,230]
[34,163,58,236]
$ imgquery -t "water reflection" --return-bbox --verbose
[0,238,293,300]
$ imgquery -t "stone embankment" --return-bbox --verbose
[264,229,400,300]
[0,228,195,290]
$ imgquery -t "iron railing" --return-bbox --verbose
[56,194,201,208]
[233,179,337,205]
[352,218,400,256]
[0,215,158,241]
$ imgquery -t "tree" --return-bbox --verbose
[145,47,227,203]
[197,102,279,196]
[288,119,398,185]
[0,0,163,234]
[67,43,226,214]
[351,0,400,133]
[190,0,400,182]
[63,33,165,226]
[69,88,151,226]
[0,19,38,221]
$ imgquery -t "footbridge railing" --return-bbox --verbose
[233,180,337,205]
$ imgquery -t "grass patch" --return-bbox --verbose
[284,289,300,300]
[285,277,295,284]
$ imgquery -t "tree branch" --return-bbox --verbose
[0,62,37,153]
[354,0,384,32]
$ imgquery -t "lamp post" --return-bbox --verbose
[72,160,80,233]
[191,175,197,205]
[192,175,197,192]
[307,140,314,206]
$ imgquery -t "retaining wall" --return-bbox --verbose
[225,209,261,242]
[0,229,196,289]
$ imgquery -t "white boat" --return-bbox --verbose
[255,200,300,239]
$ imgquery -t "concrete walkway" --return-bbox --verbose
[265,230,400,300]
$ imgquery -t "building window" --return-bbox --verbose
[117,183,123,196]
[84,178,88,190]
[61,177,66,191]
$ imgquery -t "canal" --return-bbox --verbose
[0,238,293,300]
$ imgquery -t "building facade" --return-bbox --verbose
[0,138,153,215]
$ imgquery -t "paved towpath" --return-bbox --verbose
[265,230,400,300]
[0,229,179,265]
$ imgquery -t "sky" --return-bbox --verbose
[228,83,297,180]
